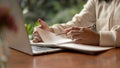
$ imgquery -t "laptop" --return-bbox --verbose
[1,0,62,55]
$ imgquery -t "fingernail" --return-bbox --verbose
[33,31,37,34]
[38,19,41,22]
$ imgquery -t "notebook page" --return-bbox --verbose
[36,27,72,44]
[57,43,113,54]
[58,43,113,52]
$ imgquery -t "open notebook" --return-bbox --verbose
[31,27,113,54]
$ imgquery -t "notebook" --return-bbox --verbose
[31,27,113,54]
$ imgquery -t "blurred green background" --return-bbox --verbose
[20,0,87,36]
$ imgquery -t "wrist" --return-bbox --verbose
[96,33,100,45]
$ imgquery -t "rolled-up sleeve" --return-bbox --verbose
[100,25,120,47]
[51,0,96,34]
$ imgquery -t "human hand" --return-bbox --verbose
[64,27,100,46]
[37,18,50,31]
[0,6,17,32]
[32,27,43,43]
[32,18,53,43]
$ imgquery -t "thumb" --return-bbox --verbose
[38,18,49,30]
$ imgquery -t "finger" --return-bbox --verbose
[74,39,87,44]
[70,27,81,30]
[67,29,84,35]
[66,29,83,36]
[32,37,42,43]
[64,27,81,33]
[82,28,92,32]
[32,32,43,43]
[64,27,80,32]
[74,39,84,44]
[33,31,37,35]
[33,25,42,33]
[33,31,39,36]
[33,27,38,33]
[38,18,49,30]
[33,31,42,40]
[71,34,83,40]
[33,32,43,43]
[87,26,93,30]
[38,19,46,26]
[71,28,92,40]
[66,29,84,39]
[32,38,39,43]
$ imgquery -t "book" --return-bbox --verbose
[31,27,113,54]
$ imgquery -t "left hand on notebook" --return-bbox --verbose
[33,19,54,43]
[64,27,100,46]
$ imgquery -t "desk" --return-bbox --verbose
[8,49,120,68]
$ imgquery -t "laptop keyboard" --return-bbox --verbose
[31,45,62,54]
[32,45,56,51]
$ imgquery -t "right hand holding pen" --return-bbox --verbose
[63,26,99,45]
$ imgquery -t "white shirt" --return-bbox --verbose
[50,0,120,47]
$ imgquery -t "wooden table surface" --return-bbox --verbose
[8,48,120,68]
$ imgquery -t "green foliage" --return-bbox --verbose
[26,21,39,35]
[48,3,85,26]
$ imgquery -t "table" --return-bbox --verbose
[8,48,120,68]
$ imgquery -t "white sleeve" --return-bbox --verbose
[51,0,96,34]
[100,25,120,47]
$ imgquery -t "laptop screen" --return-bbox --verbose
[0,0,33,55]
